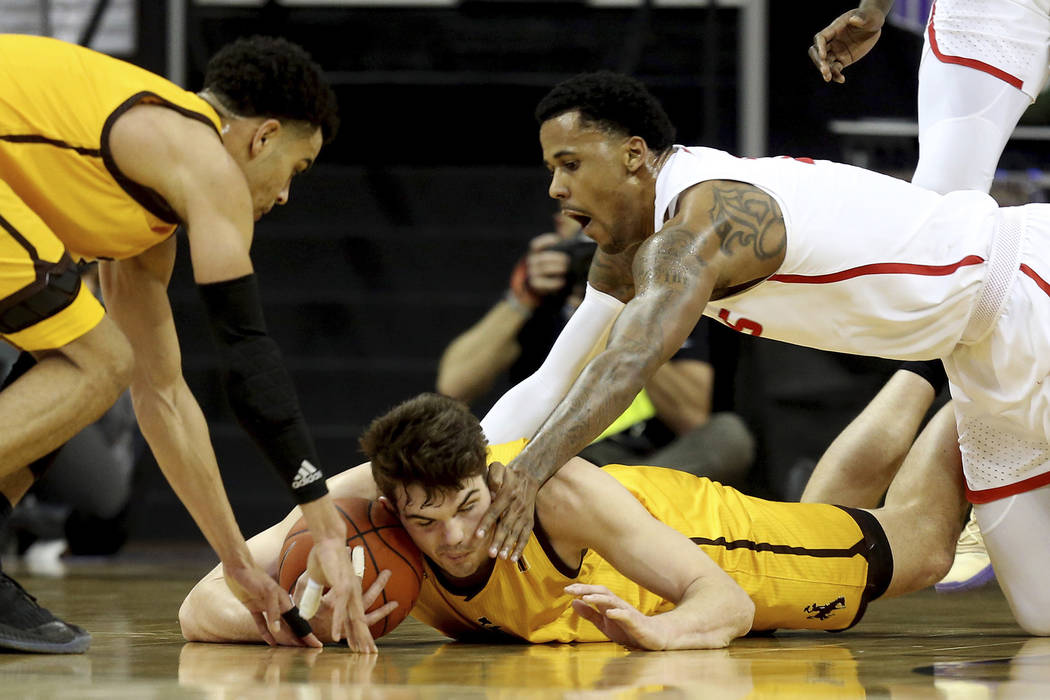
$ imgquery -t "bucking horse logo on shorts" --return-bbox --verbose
[804,596,847,620]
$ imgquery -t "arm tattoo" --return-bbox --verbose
[709,182,786,260]
[642,226,705,288]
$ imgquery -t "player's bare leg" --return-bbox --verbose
[0,316,131,654]
[870,404,969,597]
[801,369,937,507]
[0,316,132,479]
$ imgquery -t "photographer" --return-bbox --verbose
[437,215,755,484]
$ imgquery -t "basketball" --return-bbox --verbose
[277,497,424,639]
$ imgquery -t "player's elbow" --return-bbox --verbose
[731,591,756,639]
[178,587,232,643]
[178,594,208,642]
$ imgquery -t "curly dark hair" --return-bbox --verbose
[203,36,339,143]
[360,393,488,503]
[535,72,675,153]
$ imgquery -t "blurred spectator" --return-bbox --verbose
[0,265,143,575]
[437,215,755,486]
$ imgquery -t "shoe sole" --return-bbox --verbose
[934,564,996,593]
[0,626,91,654]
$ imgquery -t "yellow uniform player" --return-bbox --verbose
[0,34,373,654]
[180,366,968,649]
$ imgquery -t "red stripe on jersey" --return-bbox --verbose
[967,470,1050,504]
[927,0,1024,89]
[769,255,984,285]
[1021,263,1050,297]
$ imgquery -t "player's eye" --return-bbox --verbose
[563,160,580,172]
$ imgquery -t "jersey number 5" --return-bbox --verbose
[717,308,763,336]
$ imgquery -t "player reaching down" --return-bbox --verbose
[0,34,369,653]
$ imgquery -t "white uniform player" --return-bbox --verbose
[649,145,1050,634]
[811,0,1050,597]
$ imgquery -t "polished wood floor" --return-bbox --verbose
[0,548,1045,699]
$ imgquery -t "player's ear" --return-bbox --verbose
[250,118,282,157]
[377,496,398,517]
[623,136,647,173]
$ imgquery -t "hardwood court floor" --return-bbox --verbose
[0,550,1045,698]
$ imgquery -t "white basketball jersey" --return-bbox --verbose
[654,146,1001,360]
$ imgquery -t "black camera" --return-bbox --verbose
[546,236,598,290]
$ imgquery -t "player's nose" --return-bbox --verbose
[444,520,465,545]
[548,173,568,200]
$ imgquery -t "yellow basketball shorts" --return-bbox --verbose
[695,500,892,633]
[0,179,104,351]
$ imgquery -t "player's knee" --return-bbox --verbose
[92,328,134,401]
[73,317,135,398]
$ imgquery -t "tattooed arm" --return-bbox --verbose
[475,179,786,561]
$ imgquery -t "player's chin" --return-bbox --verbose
[440,551,482,576]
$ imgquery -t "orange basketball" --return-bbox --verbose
[277,497,424,639]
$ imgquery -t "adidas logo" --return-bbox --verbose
[291,460,323,489]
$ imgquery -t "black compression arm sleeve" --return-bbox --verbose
[197,274,328,504]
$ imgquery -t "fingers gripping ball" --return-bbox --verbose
[278,497,424,639]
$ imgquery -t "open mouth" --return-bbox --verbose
[562,209,592,230]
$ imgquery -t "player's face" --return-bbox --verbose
[240,121,322,221]
[540,111,642,255]
[395,477,491,581]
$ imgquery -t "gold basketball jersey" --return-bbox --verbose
[411,440,881,642]
[0,34,223,261]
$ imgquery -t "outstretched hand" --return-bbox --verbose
[223,558,322,648]
[304,536,378,652]
[474,460,540,562]
[293,568,398,645]
[567,583,668,650]
[808,6,887,84]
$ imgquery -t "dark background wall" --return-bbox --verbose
[109,1,957,540]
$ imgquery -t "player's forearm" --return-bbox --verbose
[132,380,252,567]
[656,577,754,650]
[436,299,528,402]
[297,494,348,543]
[521,347,653,484]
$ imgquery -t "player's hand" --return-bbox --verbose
[293,568,398,644]
[566,583,668,650]
[222,558,322,648]
[474,459,540,562]
[808,6,887,84]
[305,536,378,652]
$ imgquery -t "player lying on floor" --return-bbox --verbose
[180,363,967,649]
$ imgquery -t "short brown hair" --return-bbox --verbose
[360,393,487,503]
